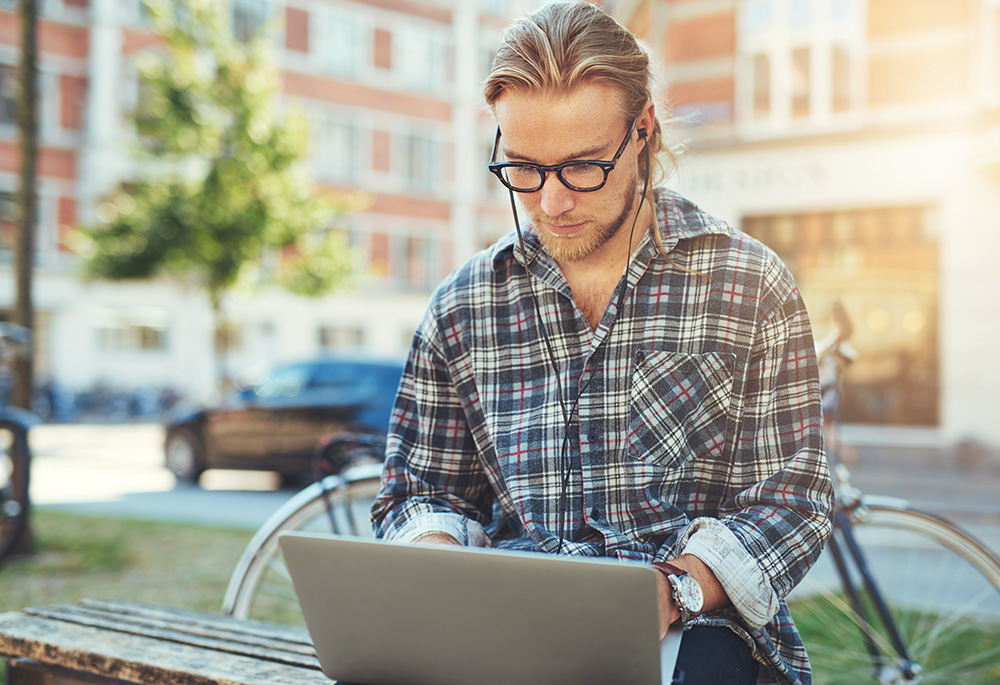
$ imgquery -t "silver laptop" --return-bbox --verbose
[279,532,683,685]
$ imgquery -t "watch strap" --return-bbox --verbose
[651,561,686,578]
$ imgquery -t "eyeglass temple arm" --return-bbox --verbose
[490,127,502,164]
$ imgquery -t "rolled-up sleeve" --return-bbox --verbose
[676,287,834,629]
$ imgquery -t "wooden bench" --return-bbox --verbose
[0,599,335,684]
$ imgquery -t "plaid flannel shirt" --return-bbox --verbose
[372,187,834,685]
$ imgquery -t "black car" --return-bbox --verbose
[163,356,405,484]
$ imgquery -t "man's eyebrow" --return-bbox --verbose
[502,140,611,165]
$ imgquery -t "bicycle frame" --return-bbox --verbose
[828,507,918,680]
[817,303,918,681]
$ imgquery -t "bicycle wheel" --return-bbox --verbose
[790,497,1000,684]
[222,462,383,625]
[0,421,30,563]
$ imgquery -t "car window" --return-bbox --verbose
[255,365,310,399]
[309,363,373,393]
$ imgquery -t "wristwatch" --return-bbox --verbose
[652,561,705,624]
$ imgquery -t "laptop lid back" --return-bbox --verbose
[279,532,665,685]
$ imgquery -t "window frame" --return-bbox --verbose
[311,109,363,185]
[314,6,368,79]
[392,23,448,94]
[737,0,866,136]
[94,306,171,353]
[399,128,439,194]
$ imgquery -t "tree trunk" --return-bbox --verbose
[11,0,38,555]
[13,0,37,410]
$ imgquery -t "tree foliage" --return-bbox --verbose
[74,0,361,311]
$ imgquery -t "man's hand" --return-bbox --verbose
[655,569,680,636]
[414,532,461,546]
[655,554,730,638]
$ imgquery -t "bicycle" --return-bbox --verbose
[0,322,37,565]
[790,302,1000,683]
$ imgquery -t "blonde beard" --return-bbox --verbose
[532,171,638,264]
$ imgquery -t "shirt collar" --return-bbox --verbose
[491,187,732,270]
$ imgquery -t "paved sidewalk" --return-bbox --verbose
[24,423,1000,556]
[27,423,300,530]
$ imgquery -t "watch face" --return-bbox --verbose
[679,574,704,613]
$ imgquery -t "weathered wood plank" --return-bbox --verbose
[0,606,335,685]
[80,600,310,646]
[7,657,136,684]
[23,605,317,667]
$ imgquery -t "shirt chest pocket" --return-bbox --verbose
[626,349,735,470]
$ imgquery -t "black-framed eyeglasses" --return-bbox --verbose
[488,118,637,193]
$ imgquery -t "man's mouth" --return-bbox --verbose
[542,221,586,236]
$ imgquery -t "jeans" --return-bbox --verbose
[673,625,760,684]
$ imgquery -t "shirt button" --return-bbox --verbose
[590,507,601,519]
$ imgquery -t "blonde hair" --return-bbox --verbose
[483,1,678,186]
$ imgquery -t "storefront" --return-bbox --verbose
[672,124,1000,450]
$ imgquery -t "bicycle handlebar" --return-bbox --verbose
[831,300,852,344]
[816,301,858,367]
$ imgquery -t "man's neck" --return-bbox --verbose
[556,196,654,330]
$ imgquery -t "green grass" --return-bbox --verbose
[0,510,257,678]
[791,594,1000,684]
[0,510,255,614]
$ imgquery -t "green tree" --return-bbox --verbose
[74,0,361,387]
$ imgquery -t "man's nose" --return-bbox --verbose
[538,172,576,217]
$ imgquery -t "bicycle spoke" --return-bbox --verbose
[262,551,292,582]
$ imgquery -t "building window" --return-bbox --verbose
[791,46,811,118]
[832,42,854,112]
[95,308,170,352]
[317,10,364,78]
[0,190,17,252]
[312,113,360,184]
[390,231,441,290]
[743,206,939,427]
[751,53,771,119]
[368,228,442,291]
[215,322,242,354]
[0,64,17,125]
[395,26,446,92]
[318,325,364,351]
[401,131,438,193]
[232,0,271,42]
[738,0,865,131]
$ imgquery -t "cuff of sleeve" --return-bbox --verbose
[388,511,493,548]
[678,517,779,630]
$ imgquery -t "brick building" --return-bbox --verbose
[3,0,998,451]
[0,0,537,405]
[614,0,1000,449]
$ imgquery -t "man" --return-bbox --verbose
[372,3,833,684]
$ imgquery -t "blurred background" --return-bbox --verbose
[0,0,997,465]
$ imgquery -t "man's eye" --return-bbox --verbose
[562,163,603,180]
